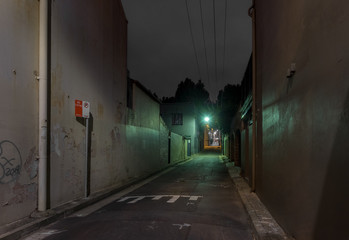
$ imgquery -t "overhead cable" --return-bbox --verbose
[185,0,202,81]
[213,0,218,83]
[222,0,228,84]
[199,0,211,90]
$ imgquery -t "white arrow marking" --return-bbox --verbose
[172,223,191,230]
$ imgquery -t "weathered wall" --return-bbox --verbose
[161,103,198,154]
[132,85,159,130]
[159,118,169,165]
[124,83,163,182]
[223,135,229,157]
[170,133,186,163]
[0,0,39,226]
[256,0,349,239]
[50,0,128,207]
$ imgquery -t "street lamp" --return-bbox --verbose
[204,116,210,123]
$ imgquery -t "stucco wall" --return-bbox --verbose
[50,0,128,207]
[0,0,39,226]
[160,103,198,154]
[124,83,164,183]
[170,133,186,163]
[132,85,160,130]
[160,118,169,165]
[256,0,349,239]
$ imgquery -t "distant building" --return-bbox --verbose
[160,102,199,156]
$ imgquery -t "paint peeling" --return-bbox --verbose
[111,126,121,147]
[8,182,37,205]
[64,167,83,195]
[24,147,38,179]
[116,102,124,123]
[52,125,61,157]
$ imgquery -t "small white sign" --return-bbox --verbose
[82,101,90,118]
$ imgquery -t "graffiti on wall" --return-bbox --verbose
[0,140,22,184]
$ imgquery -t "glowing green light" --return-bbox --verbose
[204,117,210,122]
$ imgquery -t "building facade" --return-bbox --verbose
[0,0,189,228]
[160,102,199,155]
[253,0,349,239]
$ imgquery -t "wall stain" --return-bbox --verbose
[64,167,82,195]
[24,147,38,180]
[8,182,37,205]
[116,102,124,123]
[98,103,104,118]
[111,127,121,150]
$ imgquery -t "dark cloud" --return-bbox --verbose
[122,0,252,100]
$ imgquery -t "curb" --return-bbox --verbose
[0,158,191,240]
[222,157,294,240]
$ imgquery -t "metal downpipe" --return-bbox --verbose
[38,0,48,211]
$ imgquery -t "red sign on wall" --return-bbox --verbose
[75,100,83,117]
[75,99,90,118]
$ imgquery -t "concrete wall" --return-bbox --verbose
[125,83,166,182]
[132,85,160,130]
[0,0,39,226]
[170,133,186,164]
[0,0,190,228]
[161,103,198,154]
[50,0,128,207]
[159,118,169,165]
[223,135,229,157]
[256,0,349,239]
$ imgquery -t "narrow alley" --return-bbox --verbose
[20,152,254,240]
[2,0,349,239]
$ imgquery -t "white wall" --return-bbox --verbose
[0,0,39,226]
[50,0,128,207]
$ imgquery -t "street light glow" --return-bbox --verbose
[204,117,210,122]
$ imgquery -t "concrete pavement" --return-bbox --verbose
[0,152,293,240]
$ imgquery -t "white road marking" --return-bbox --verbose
[172,223,191,230]
[22,230,66,240]
[152,195,163,200]
[69,167,175,217]
[128,196,145,204]
[189,196,199,201]
[117,196,132,202]
[117,195,203,204]
[167,195,180,203]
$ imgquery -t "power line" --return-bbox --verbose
[185,0,202,81]
[222,0,228,84]
[199,0,211,90]
[213,0,218,83]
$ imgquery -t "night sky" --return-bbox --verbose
[121,0,252,101]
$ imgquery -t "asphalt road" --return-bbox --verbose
[22,152,254,240]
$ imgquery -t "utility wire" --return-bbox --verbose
[199,0,211,90]
[213,0,218,83]
[185,0,202,81]
[222,0,228,84]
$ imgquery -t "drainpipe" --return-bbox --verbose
[249,0,257,192]
[38,0,49,211]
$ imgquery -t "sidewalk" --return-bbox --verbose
[221,156,294,240]
[0,164,181,240]
[0,155,294,240]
